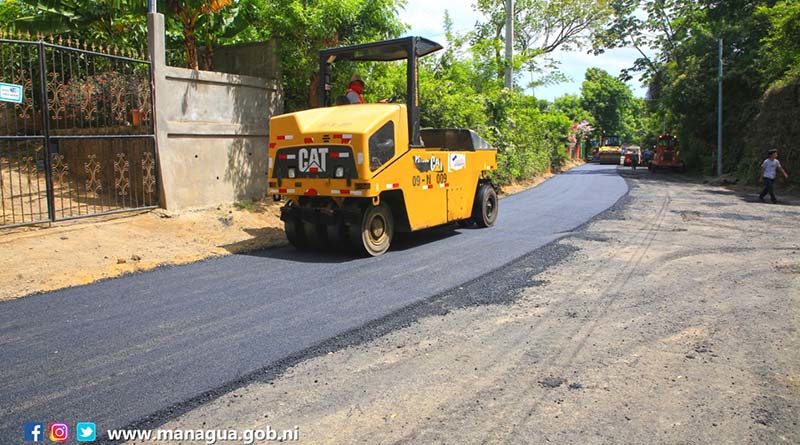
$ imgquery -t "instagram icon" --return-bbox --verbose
[49,423,69,443]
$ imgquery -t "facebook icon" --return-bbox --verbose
[24,422,44,442]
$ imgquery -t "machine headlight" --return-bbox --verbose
[288,168,296,178]
[335,166,345,178]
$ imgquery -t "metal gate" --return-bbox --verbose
[0,35,158,228]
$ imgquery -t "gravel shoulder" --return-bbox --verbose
[134,168,800,445]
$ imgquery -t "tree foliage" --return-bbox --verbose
[595,0,800,180]
[580,67,634,139]
[0,0,651,185]
[473,0,611,82]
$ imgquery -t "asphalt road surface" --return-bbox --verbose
[0,163,626,441]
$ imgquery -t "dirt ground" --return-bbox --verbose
[134,169,799,444]
[0,162,582,302]
[0,201,285,301]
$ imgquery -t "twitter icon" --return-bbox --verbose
[76,422,96,442]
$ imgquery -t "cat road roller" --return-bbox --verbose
[597,135,623,164]
[267,37,499,256]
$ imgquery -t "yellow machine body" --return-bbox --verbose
[268,104,497,232]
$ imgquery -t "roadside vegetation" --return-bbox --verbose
[2,0,798,185]
[596,0,800,184]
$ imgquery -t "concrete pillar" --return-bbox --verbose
[147,13,168,208]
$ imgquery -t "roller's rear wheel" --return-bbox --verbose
[326,222,348,250]
[284,219,307,248]
[303,221,328,249]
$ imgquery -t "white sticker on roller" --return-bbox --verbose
[448,153,466,172]
[357,153,364,165]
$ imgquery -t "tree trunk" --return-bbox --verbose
[308,71,319,109]
[184,23,199,70]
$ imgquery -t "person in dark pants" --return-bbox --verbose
[759,149,789,203]
[643,149,653,167]
[631,151,640,170]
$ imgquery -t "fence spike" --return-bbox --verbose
[25,31,31,40]
[48,34,54,43]
[91,42,96,52]
[58,35,63,45]
[83,41,88,50]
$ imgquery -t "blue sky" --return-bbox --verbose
[398,0,649,101]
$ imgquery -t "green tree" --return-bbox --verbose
[551,94,593,124]
[580,67,634,139]
[757,0,800,84]
[7,0,149,48]
[256,0,405,111]
[165,0,235,69]
[473,0,611,83]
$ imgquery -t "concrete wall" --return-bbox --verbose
[211,41,279,79]
[148,13,282,210]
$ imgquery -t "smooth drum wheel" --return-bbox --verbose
[284,218,307,248]
[472,183,498,228]
[352,203,394,256]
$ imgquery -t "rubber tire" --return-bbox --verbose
[326,222,348,251]
[352,203,394,256]
[303,221,327,249]
[284,218,307,248]
[472,183,498,228]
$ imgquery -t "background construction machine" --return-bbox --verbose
[649,133,685,172]
[267,37,499,256]
[597,136,623,165]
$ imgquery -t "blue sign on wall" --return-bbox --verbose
[0,82,24,104]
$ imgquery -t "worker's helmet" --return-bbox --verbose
[350,74,364,85]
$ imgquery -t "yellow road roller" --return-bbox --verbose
[267,37,498,256]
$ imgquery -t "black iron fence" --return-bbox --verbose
[0,35,158,228]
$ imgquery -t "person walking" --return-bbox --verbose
[643,148,653,167]
[631,150,640,170]
[759,149,789,203]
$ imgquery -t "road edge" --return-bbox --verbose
[103,167,631,444]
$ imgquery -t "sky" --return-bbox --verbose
[398,0,649,101]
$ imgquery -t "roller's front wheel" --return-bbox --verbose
[351,203,394,256]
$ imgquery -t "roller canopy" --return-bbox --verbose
[320,37,443,63]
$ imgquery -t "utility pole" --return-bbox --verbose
[148,0,156,13]
[504,0,513,89]
[717,38,723,176]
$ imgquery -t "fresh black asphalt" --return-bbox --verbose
[0,163,626,441]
